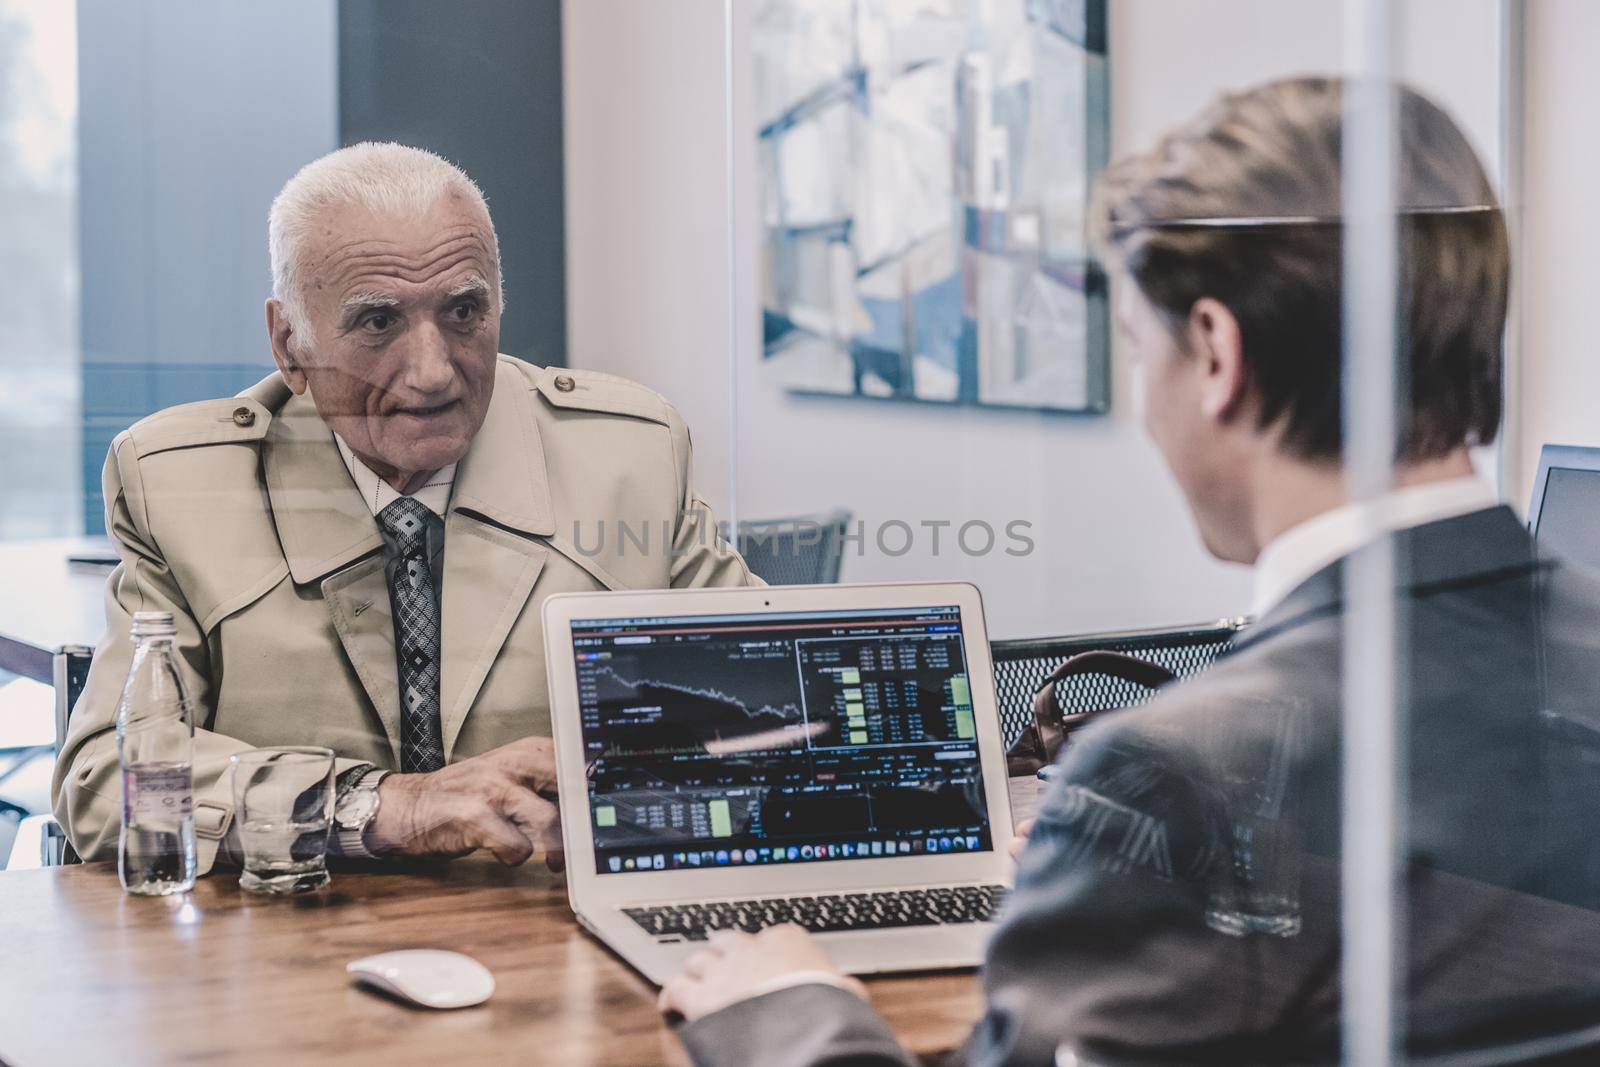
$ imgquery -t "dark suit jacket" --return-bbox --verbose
[678,507,1600,1067]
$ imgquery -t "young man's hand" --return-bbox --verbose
[658,925,866,1022]
[1008,817,1036,861]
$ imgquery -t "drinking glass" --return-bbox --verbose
[229,746,336,894]
[1204,700,1305,938]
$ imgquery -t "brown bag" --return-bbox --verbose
[1004,650,1176,776]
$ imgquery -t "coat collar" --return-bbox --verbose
[258,360,557,759]
[1249,477,1496,618]
[1232,504,1540,653]
[448,359,556,539]
[262,387,385,586]
[261,358,555,586]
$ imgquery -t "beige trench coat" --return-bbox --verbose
[53,356,758,872]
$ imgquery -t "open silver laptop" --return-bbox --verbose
[542,581,1015,985]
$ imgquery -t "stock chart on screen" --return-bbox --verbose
[571,606,993,874]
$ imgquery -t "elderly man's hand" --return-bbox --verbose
[367,737,563,869]
[658,925,866,1023]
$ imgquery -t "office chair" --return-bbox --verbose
[0,798,23,868]
[989,618,1246,751]
[735,508,853,586]
[5,647,89,868]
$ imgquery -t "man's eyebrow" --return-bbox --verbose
[446,276,492,300]
[339,291,401,317]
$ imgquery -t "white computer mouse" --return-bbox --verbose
[347,949,496,1009]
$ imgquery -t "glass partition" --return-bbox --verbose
[725,0,1514,640]
[0,0,617,870]
[0,1,77,540]
[712,1,1600,1064]
[0,0,80,862]
[11,3,1600,1066]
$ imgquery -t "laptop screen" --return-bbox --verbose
[570,605,995,875]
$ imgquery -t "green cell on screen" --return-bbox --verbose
[950,674,971,707]
[709,798,732,838]
[595,806,617,828]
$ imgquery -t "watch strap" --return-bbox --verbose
[331,767,390,859]
[335,762,376,801]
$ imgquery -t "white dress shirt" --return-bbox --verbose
[333,433,456,519]
[1251,475,1498,617]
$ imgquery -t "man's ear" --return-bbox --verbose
[1186,297,1249,423]
[266,299,310,395]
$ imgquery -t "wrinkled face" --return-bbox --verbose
[279,194,501,483]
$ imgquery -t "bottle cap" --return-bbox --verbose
[130,611,177,639]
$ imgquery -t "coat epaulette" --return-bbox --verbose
[529,364,673,427]
[115,396,273,460]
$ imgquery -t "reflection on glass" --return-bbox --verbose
[0,0,78,540]
[754,0,1109,411]
[668,74,1600,1067]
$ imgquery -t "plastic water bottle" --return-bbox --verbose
[116,611,197,895]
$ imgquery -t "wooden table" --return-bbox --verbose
[0,778,1043,1067]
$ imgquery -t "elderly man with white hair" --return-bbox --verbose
[53,143,758,875]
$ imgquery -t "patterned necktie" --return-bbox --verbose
[377,497,446,773]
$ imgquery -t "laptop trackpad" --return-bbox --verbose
[819,924,992,975]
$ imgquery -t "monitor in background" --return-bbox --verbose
[1529,445,1600,571]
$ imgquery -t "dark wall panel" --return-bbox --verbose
[76,0,337,533]
[339,0,567,368]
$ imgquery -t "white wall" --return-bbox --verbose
[564,0,1504,639]
[1517,1,1600,505]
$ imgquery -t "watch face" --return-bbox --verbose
[335,788,379,830]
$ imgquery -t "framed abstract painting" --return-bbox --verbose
[755,0,1111,413]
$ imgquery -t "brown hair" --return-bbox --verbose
[1093,77,1508,462]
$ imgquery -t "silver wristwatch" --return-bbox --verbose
[333,767,390,858]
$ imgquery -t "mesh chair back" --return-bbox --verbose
[990,619,1245,748]
[736,509,853,586]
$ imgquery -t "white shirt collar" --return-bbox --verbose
[1251,476,1498,618]
[332,433,456,520]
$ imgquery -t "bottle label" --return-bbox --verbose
[123,766,194,825]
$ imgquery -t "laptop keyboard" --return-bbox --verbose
[623,884,1008,941]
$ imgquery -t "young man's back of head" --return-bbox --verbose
[1092,77,1509,563]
